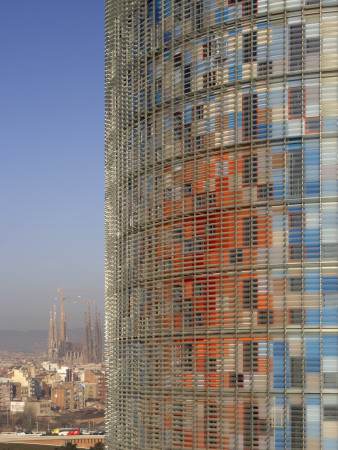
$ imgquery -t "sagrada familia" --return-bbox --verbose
[47,294,103,364]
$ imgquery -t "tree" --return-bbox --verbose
[89,443,104,450]
[55,442,77,450]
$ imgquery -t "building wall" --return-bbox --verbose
[0,379,13,413]
[105,0,338,448]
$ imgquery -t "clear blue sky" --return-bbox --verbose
[0,1,105,331]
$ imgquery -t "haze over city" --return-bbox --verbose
[0,1,104,331]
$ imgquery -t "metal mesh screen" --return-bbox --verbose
[105,0,338,447]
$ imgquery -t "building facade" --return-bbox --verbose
[105,0,338,448]
[0,378,13,424]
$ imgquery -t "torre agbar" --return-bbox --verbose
[105,0,338,447]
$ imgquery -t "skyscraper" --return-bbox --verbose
[105,0,338,447]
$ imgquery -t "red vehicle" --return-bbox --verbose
[67,428,80,436]
[58,428,80,436]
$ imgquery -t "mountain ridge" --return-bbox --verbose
[0,328,83,353]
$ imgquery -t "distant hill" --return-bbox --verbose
[0,328,83,354]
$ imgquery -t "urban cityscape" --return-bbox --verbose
[1,0,338,449]
[0,289,105,445]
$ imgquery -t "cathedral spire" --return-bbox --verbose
[82,311,89,364]
[53,305,58,342]
[48,311,53,350]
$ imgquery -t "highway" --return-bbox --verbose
[0,433,104,448]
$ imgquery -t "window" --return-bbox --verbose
[207,223,216,234]
[243,217,258,247]
[196,237,204,253]
[290,405,304,449]
[289,309,303,324]
[207,358,217,372]
[258,60,273,76]
[195,105,204,120]
[183,299,193,327]
[230,373,244,387]
[289,213,302,229]
[183,343,193,371]
[195,135,202,150]
[195,0,204,29]
[208,193,216,206]
[243,278,258,309]
[306,117,320,133]
[195,194,206,209]
[184,124,192,152]
[174,0,182,26]
[184,0,192,22]
[306,37,320,54]
[174,299,182,315]
[323,373,338,388]
[229,248,243,264]
[323,406,338,421]
[203,41,216,59]
[196,312,204,326]
[290,245,302,260]
[195,283,205,296]
[290,357,303,387]
[290,277,302,291]
[258,310,273,325]
[244,404,259,449]
[148,122,153,141]
[289,24,303,71]
[174,112,182,141]
[173,285,182,300]
[243,155,258,185]
[289,87,303,119]
[243,93,258,140]
[173,227,182,241]
[184,239,193,255]
[174,51,182,68]
[184,64,192,93]
[243,31,257,64]
[243,0,257,15]
[258,184,273,200]
[203,71,217,88]
[205,404,218,447]
[243,341,259,372]
[155,77,162,94]
[289,151,302,197]
[184,183,192,196]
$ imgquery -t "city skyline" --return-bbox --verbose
[0,1,105,331]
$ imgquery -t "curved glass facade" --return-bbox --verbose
[105,0,338,447]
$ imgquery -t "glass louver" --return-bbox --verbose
[105,0,338,447]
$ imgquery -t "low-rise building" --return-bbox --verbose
[51,382,84,411]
